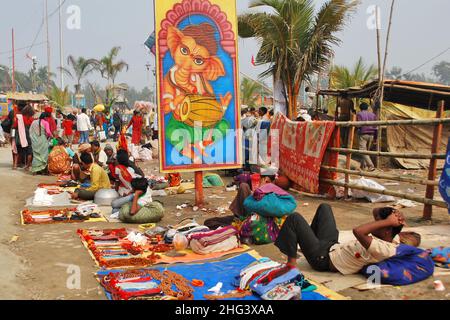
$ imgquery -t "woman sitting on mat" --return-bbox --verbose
[113,177,164,224]
[275,204,417,275]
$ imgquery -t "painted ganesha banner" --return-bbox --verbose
[154,0,241,173]
[271,113,337,194]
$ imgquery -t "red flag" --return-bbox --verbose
[251,55,256,66]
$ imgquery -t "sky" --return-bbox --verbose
[1,0,450,91]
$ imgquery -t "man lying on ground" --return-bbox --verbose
[71,152,111,201]
[274,205,418,275]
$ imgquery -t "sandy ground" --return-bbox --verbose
[0,146,449,300]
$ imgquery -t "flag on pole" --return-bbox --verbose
[251,55,256,66]
[144,32,156,55]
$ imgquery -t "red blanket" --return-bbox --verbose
[271,113,337,194]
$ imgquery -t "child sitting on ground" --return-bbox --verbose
[111,177,164,224]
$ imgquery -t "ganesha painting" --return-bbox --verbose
[154,0,241,172]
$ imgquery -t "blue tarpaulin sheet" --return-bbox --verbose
[97,253,328,301]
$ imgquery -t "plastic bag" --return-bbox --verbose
[173,233,189,251]
[335,177,395,203]
[139,147,152,161]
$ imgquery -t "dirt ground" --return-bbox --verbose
[0,146,449,300]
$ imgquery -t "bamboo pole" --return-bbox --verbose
[195,171,204,206]
[335,118,450,127]
[384,84,450,96]
[423,100,445,220]
[328,147,445,160]
[321,166,439,186]
[344,114,356,198]
[320,178,447,208]
[377,0,396,169]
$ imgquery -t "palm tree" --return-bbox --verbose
[95,47,129,87]
[49,86,71,109]
[94,47,129,107]
[241,78,265,107]
[330,57,378,89]
[239,0,358,119]
[59,55,97,94]
[35,67,56,93]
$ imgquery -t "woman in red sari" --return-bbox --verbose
[127,111,143,145]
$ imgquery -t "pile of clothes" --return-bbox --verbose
[235,258,315,300]
[163,220,241,255]
[189,226,240,255]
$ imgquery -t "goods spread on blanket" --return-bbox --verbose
[21,208,105,225]
[78,228,248,269]
[237,258,315,300]
[270,113,337,194]
[96,252,338,301]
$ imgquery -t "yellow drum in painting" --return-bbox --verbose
[179,95,224,128]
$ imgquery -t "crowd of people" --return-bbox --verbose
[0,101,164,224]
[0,99,431,284]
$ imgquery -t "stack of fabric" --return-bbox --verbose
[235,258,315,300]
[189,226,240,255]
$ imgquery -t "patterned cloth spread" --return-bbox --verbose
[361,244,434,285]
[270,113,336,194]
[429,247,450,269]
[236,258,316,300]
[439,136,450,215]
[238,214,287,245]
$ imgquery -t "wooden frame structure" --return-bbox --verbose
[319,100,447,220]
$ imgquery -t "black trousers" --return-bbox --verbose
[76,188,96,201]
[113,125,121,141]
[275,204,339,272]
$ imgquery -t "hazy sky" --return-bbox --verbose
[1,0,449,91]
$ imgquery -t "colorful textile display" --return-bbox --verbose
[236,257,315,300]
[439,136,450,214]
[99,269,194,300]
[21,208,106,225]
[154,0,241,172]
[96,252,340,301]
[429,247,450,269]
[188,226,240,255]
[361,244,434,285]
[78,228,249,269]
[270,113,336,194]
[238,214,287,245]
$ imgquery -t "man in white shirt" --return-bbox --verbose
[90,140,108,168]
[275,205,411,274]
[77,108,92,144]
